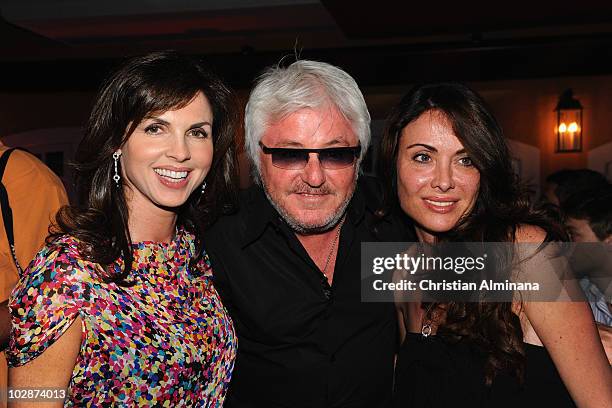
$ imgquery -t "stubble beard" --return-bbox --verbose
[262,175,357,235]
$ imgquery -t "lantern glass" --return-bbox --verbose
[556,108,582,152]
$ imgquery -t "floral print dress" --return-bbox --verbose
[7,227,236,407]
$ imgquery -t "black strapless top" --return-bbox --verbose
[393,333,576,408]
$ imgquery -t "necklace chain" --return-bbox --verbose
[321,216,346,277]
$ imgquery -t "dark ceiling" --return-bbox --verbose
[2,0,612,91]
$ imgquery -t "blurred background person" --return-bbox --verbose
[543,170,612,325]
[0,140,68,402]
[543,169,609,207]
[563,185,612,363]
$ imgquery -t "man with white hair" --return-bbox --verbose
[206,60,409,407]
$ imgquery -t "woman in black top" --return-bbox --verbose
[378,82,611,407]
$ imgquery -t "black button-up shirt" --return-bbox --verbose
[205,178,412,408]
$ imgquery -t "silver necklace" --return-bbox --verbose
[421,303,436,338]
[321,216,346,277]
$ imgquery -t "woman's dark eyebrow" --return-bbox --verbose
[143,117,211,129]
[143,116,170,125]
[189,121,211,129]
[406,144,468,155]
[406,143,436,151]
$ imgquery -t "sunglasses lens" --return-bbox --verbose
[319,148,358,169]
[271,150,309,169]
[262,143,360,170]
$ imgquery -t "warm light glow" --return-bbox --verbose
[555,90,583,152]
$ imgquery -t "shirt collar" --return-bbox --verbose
[242,184,282,247]
[242,181,368,247]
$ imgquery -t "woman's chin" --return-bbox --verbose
[414,220,458,240]
[152,195,192,211]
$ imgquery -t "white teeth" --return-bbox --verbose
[425,199,454,207]
[154,168,188,180]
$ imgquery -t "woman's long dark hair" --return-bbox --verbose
[51,50,238,283]
[378,82,566,385]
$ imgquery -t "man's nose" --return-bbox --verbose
[300,153,326,187]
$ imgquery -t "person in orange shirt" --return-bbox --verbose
[0,140,68,393]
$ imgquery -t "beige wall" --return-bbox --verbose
[475,76,612,183]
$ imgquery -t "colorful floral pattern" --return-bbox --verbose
[7,228,236,407]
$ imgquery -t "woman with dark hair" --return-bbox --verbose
[379,83,611,407]
[7,51,238,406]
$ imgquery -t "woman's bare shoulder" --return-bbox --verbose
[514,224,547,243]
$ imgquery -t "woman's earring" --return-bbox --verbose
[201,181,207,194]
[113,151,121,187]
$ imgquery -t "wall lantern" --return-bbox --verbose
[555,89,583,153]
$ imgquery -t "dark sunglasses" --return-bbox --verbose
[259,142,361,170]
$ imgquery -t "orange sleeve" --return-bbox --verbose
[0,150,68,302]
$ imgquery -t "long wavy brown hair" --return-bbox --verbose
[50,51,238,284]
[378,82,566,385]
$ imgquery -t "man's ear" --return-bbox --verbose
[603,235,612,244]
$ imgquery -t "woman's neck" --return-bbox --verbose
[125,193,178,243]
[415,227,437,244]
[128,211,177,243]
